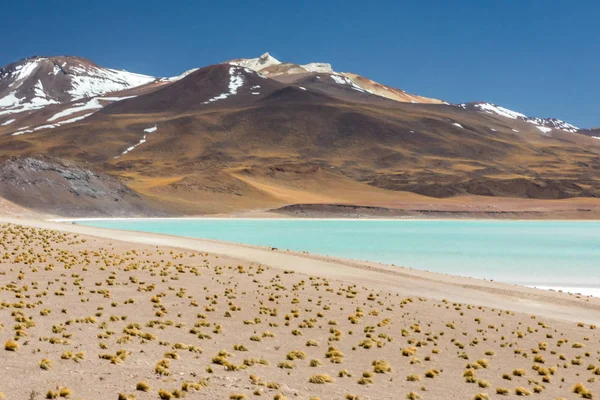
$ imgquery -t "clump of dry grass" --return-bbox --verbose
[286,350,307,360]
[572,383,592,399]
[357,377,374,385]
[372,360,392,373]
[338,369,352,377]
[425,369,440,378]
[309,374,334,384]
[157,389,172,399]
[515,387,531,396]
[136,382,150,392]
[4,340,18,351]
[39,358,53,370]
[402,346,417,357]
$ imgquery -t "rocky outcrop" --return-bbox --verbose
[0,156,161,217]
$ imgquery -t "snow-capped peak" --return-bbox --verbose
[461,102,527,120]
[459,102,579,133]
[0,56,156,117]
[229,52,281,72]
[302,62,334,74]
[227,53,335,76]
[163,68,200,82]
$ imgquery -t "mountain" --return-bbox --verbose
[459,102,579,133]
[0,53,599,217]
[0,56,156,111]
[0,56,167,136]
[226,52,445,105]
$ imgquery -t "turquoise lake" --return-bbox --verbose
[78,219,600,290]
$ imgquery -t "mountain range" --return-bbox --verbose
[1,52,599,217]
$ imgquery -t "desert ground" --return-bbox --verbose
[1,217,599,400]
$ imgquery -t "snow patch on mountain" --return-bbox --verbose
[11,129,33,136]
[48,98,104,122]
[536,126,552,134]
[202,67,244,104]
[58,113,94,125]
[67,66,155,100]
[165,68,200,82]
[330,74,367,92]
[0,82,59,110]
[459,102,579,133]
[116,126,157,158]
[11,59,41,82]
[229,52,281,72]
[47,95,136,123]
[464,102,526,119]
[0,92,20,107]
[11,112,95,136]
[302,62,333,74]
[1,118,15,126]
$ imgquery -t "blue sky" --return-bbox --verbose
[2,0,599,127]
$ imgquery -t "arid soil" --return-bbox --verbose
[1,220,599,399]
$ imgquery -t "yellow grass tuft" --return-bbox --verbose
[4,340,19,351]
[309,374,334,384]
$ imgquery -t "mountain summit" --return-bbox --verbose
[226,52,443,104]
[0,56,156,114]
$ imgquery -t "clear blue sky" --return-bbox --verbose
[2,0,599,127]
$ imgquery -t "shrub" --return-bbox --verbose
[515,387,531,396]
[309,374,334,384]
[40,358,53,370]
[425,369,440,378]
[309,359,322,367]
[372,360,392,373]
[4,340,18,351]
[572,383,592,398]
[158,390,172,400]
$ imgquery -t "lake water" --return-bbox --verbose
[78,219,600,296]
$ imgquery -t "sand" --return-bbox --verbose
[1,217,599,399]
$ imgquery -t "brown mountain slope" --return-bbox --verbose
[1,63,600,216]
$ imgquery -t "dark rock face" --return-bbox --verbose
[369,175,599,199]
[0,156,161,217]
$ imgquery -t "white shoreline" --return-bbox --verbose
[526,286,600,298]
